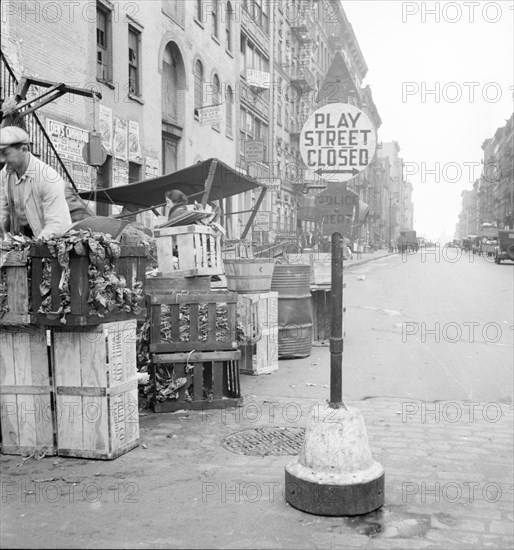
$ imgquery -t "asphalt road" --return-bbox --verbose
[244,248,514,404]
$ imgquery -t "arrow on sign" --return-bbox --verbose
[315,168,360,176]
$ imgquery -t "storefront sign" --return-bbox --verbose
[45,118,93,190]
[259,178,280,192]
[300,104,376,183]
[245,140,264,162]
[199,104,222,126]
[254,211,271,229]
[246,69,270,89]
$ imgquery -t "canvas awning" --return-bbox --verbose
[79,158,267,239]
[79,158,265,208]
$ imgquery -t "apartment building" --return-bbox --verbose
[457,113,513,235]
[1,0,395,242]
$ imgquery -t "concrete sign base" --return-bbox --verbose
[285,406,385,516]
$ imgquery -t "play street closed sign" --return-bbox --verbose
[299,104,377,183]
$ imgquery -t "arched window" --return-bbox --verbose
[162,42,184,124]
[212,74,220,130]
[194,59,204,117]
[226,86,233,137]
[226,2,233,51]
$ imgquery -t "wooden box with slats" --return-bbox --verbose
[52,320,139,459]
[0,326,55,455]
[149,291,241,411]
[154,225,223,278]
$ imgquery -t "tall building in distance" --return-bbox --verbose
[457,113,513,235]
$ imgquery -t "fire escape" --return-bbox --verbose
[1,50,100,192]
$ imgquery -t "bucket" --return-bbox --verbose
[224,259,275,294]
[271,264,312,359]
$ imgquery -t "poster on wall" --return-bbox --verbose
[113,116,127,160]
[113,158,129,187]
[128,121,142,162]
[99,105,113,155]
[45,118,93,190]
[145,157,160,180]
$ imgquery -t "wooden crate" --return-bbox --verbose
[52,320,139,459]
[31,244,147,326]
[150,291,240,411]
[1,245,147,327]
[0,249,32,325]
[237,292,278,375]
[149,291,238,353]
[0,326,56,455]
[151,351,242,412]
[154,225,223,278]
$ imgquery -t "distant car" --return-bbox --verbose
[495,230,514,264]
[483,239,498,257]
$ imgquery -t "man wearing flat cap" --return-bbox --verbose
[0,126,72,240]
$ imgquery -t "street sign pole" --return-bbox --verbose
[285,51,384,518]
[329,232,344,408]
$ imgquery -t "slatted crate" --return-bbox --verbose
[154,225,223,278]
[151,351,241,412]
[30,244,147,326]
[237,292,278,375]
[0,326,56,455]
[51,320,139,459]
[0,249,31,325]
[149,291,242,411]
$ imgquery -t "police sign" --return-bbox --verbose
[300,104,377,183]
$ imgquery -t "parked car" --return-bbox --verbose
[495,230,514,264]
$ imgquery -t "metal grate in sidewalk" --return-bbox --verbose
[221,426,305,456]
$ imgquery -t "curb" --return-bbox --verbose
[344,252,396,269]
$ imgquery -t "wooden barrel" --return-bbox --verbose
[224,260,275,294]
[271,264,312,359]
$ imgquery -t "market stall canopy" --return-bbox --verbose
[79,158,265,208]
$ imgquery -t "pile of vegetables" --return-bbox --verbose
[0,231,146,324]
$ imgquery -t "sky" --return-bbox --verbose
[342,0,513,241]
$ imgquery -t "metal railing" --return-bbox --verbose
[1,49,76,189]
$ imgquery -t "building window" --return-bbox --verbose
[211,0,218,38]
[194,59,204,118]
[226,1,233,52]
[128,26,141,97]
[96,3,112,82]
[212,74,221,130]
[226,86,233,137]
[195,0,202,22]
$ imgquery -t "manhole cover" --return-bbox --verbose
[222,426,306,456]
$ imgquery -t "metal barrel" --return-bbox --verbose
[271,264,312,359]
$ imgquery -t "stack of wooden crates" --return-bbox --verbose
[0,244,147,459]
[222,241,279,376]
[150,225,242,412]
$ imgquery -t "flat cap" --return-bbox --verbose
[0,126,30,149]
